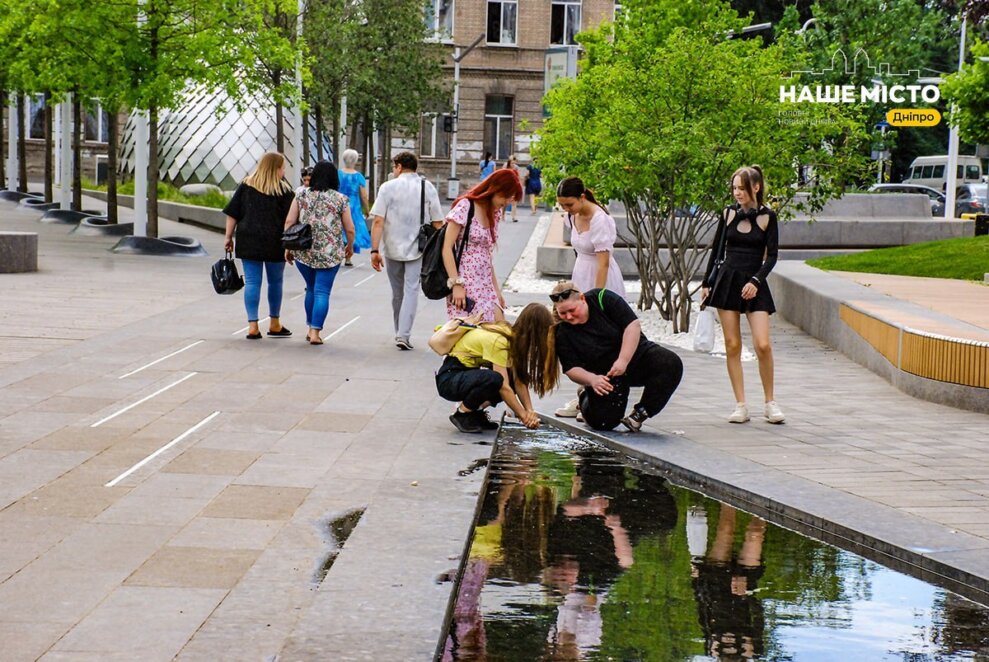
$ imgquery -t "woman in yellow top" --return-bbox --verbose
[436,303,558,433]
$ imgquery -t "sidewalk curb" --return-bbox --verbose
[538,413,989,607]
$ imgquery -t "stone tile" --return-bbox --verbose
[28,523,177,575]
[50,587,226,660]
[168,518,284,550]
[194,430,283,453]
[8,482,122,519]
[0,569,124,626]
[0,513,84,576]
[29,426,125,452]
[126,472,232,500]
[202,485,311,520]
[161,448,259,476]
[233,452,336,488]
[93,496,208,527]
[295,413,372,434]
[125,547,260,589]
[216,412,307,434]
[0,620,68,661]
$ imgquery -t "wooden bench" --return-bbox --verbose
[0,231,39,273]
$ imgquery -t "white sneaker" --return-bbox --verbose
[728,403,750,424]
[555,398,580,418]
[764,401,785,424]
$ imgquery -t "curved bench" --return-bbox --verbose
[0,232,39,273]
[71,217,135,236]
[0,190,43,203]
[111,235,208,256]
[40,209,103,224]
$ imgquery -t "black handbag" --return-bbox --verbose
[420,201,473,300]
[700,209,730,310]
[211,251,244,295]
[416,177,436,252]
[282,222,313,250]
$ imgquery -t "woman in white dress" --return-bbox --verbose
[553,176,627,418]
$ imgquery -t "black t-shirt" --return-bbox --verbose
[223,182,295,262]
[555,289,651,375]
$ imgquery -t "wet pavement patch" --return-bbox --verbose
[313,507,365,586]
[440,423,989,660]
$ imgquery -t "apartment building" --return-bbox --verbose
[408,0,620,197]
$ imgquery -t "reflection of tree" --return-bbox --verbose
[937,592,989,656]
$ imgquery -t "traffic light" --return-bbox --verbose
[443,115,454,133]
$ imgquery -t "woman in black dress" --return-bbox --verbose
[223,152,296,339]
[701,166,785,424]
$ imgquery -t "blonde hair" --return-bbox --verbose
[244,152,293,196]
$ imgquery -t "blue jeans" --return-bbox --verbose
[295,261,341,330]
[241,260,285,322]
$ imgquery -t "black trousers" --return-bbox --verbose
[579,344,684,431]
[435,355,504,410]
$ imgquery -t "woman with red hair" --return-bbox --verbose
[441,168,524,322]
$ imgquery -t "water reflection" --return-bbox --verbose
[442,424,989,661]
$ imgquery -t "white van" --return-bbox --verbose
[903,155,984,190]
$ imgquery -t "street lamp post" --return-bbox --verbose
[944,16,967,220]
[448,32,485,200]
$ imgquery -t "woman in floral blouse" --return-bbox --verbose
[284,161,356,345]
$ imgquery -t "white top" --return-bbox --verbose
[368,173,444,261]
[569,207,627,297]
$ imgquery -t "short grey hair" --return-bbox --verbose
[342,149,360,169]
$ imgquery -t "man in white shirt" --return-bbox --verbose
[369,151,444,350]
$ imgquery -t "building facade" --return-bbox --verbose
[406,0,620,198]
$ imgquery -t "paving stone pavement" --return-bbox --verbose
[1,196,988,660]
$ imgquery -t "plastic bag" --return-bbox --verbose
[693,307,717,353]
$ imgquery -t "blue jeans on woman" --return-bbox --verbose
[294,261,341,330]
[242,260,285,322]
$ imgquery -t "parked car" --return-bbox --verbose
[956,183,988,216]
[867,183,945,216]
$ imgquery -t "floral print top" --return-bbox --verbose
[445,198,502,322]
[290,188,349,269]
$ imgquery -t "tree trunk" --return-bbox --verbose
[107,111,119,224]
[0,90,6,190]
[148,105,159,238]
[301,109,310,167]
[275,101,284,154]
[364,114,374,194]
[316,103,325,162]
[16,94,27,193]
[44,93,53,202]
[71,96,81,210]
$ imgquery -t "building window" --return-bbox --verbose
[27,94,45,139]
[83,103,110,143]
[420,113,451,159]
[486,0,517,46]
[484,95,513,161]
[425,0,454,42]
[551,0,581,45]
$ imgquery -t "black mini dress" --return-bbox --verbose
[702,205,779,314]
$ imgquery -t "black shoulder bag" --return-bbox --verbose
[416,177,436,253]
[420,201,474,300]
[700,207,732,310]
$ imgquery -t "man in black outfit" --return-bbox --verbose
[551,282,683,432]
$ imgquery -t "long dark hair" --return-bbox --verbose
[310,160,340,192]
[556,176,606,212]
[732,165,765,207]
[509,303,559,397]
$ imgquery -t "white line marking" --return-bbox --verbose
[324,316,360,341]
[232,317,270,336]
[91,373,198,428]
[105,411,221,487]
[118,341,204,379]
[353,274,375,287]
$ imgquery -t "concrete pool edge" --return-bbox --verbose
[538,414,989,608]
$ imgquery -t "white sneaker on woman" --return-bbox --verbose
[764,401,785,424]
[555,398,580,418]
[728,403,750,424]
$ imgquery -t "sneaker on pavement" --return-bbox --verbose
[449,410,482,433]
[395,337,413,350]
[470,410,500,430]
[764,401,785,424]
[728,403,750,424]
[555,398,580,418]
[621,406,649,433]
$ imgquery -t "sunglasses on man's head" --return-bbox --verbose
[549,288,578,303]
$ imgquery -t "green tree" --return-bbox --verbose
[941,39,989,145]
[534,0,868,332]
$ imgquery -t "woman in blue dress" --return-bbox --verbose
[338,149,372,265]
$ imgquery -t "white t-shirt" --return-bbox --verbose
[368,173,443,261]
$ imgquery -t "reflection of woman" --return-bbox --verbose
[442,168,524,322]
[223,151,295,340]
[701,166,784,425]
[283,161,355,345]
[690,505,767,660]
